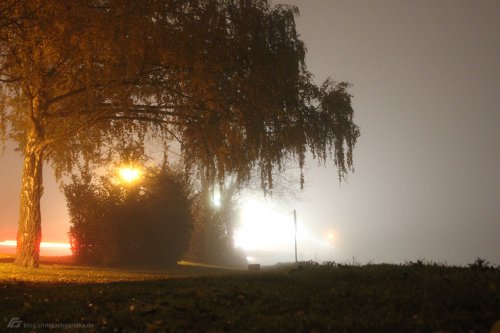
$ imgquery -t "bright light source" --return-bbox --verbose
[326,230,340,244]
[40,242,71,249]
[0,240,72,256]
[213,191,221,207]
[234,198,295,251]
[0,240,70,248]
[0,240,16,247]
[118,166,142,184]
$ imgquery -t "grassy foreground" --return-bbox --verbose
[0,256,499,332]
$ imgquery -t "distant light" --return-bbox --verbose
[327,231,338,243]
[41,242,71,249]
[0,240,16,247]
[118,166,142,184]
[0,240,70,249]
[234,198,295,251]
[213,191,221,207]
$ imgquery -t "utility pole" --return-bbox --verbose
[294,209,298,264]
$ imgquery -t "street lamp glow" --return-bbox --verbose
[212,191,221,207]
[118,166,142,184]
[326,230,339,243]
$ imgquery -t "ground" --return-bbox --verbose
[0,255,499,332]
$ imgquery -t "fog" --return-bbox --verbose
[1,0,499,266]
[278,0,500,265]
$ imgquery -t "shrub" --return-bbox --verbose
[65,166,193,266]
[468,257,494,270]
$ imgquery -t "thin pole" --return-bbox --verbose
[294,209,297,264]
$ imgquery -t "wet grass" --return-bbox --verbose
[0,257,499,332]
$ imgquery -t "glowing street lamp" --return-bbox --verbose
[212,191,221,207]
[118,166,142,184]
[326,230,336,260]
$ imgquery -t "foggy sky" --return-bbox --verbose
[286,0,499,265]
[1,0,499,265]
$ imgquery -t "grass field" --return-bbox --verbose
[0,255,499,332]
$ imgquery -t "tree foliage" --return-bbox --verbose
[0,0,359,267]
[65,166,193,266]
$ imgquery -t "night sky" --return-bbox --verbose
[1,0,499,265]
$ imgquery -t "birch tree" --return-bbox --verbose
[0,0,359,267]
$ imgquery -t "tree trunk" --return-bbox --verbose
[14,140,44,267]
[14,101,45,268]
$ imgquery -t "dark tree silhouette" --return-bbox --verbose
[0,0,359,267]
